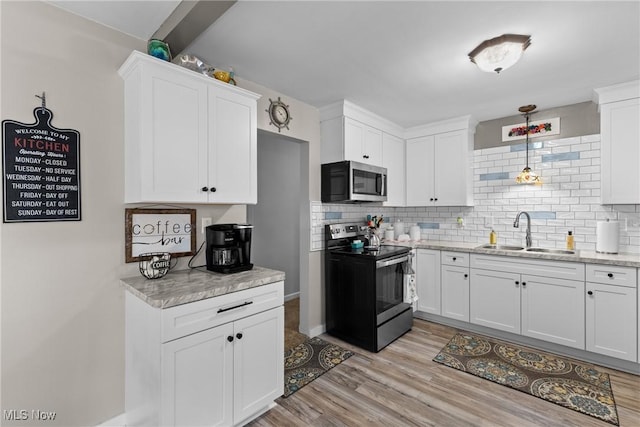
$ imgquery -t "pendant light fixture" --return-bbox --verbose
[468,34,531,74]
[515,104,542,184]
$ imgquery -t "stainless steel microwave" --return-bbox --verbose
[321,161,387,203]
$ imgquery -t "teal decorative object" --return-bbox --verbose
[147,39,171,61]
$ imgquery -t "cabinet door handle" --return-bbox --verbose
[363,154,369,159]
[522,282,526,287]
[587,290,593,295]
[236,332,243,340]
[210,187,217,193]
[434,198,438,201]
[217,301,253,313]
[464,274,468,278]
[227,336,234,342]
[452,257,457,261]
[201,186,209,192]
[430,198,434,201]
[515,281,519,285]
[607,273,614,278]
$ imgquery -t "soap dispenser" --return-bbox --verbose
[489,229,497,245]
[566,231,575,250]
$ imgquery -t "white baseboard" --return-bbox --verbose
[96,413,125,427]
[308,324,326,337]
[284,291,300,302]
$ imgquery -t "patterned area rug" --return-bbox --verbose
[434,333,619,426]
[282,336,353,397]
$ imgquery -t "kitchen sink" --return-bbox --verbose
[525,247,576,255]
[477,244,525,251]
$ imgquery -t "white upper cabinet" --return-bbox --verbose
[320,100,403,168]
[382,132,405,206]
[119,51,260,204]
[406,135,435,206]
[405,117,475,207]
[343,117,383,166]
[594,80,640,204]
[208,87,258,204]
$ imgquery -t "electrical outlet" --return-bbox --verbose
[484,215,494,228]
[201,217,212,234]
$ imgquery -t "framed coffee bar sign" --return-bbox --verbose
[2,95,81,222]
[125,208,197,263]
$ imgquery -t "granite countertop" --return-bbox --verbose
[383,240,640,268]
[120,266,286,309]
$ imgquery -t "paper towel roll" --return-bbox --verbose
[410,225,421,241]
[596,220,620,254]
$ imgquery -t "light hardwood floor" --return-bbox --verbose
[284,298,308,350]
[253,302,640,427]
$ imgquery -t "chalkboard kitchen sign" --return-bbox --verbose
[2,101,81,222]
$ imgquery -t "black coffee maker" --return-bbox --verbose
[205,223,253,274]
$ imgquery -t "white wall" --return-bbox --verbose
[0,3,143,426]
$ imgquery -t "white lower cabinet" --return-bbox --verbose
[126,281,284,427]
[416,251,640,365]
[470,268,521,334]
[441,251,470,322]
[415,249,441,314]
[586,264,638,362]
[521,275,584,349]
[162,307,284,426]
[441,265,470,321]
[469,254,585,350]
[233,308,284,424]
[162,322,234,427]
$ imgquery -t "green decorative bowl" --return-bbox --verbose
[147,39,171,62]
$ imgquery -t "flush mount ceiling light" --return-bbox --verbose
[468,34,531,74]
[515,104,543,185]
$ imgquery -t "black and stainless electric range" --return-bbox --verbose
[324,223,412,352]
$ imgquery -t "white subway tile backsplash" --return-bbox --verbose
[582,134,600,143]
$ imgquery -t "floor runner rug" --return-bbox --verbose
[433,332,619,426]
[282,336,353,397]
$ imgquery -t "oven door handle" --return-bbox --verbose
[376,255,409,269]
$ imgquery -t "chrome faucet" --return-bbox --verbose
[514,211,532,247]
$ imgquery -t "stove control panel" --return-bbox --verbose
[326,223,367,240]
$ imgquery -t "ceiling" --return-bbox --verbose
[49,1,640,128]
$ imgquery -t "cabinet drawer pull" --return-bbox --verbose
[607,273,614,278]
[588,290,593,295]
[236,332,243,340]
[227,335,234,342]
[217,301,253,313]
[452,257,457,261]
